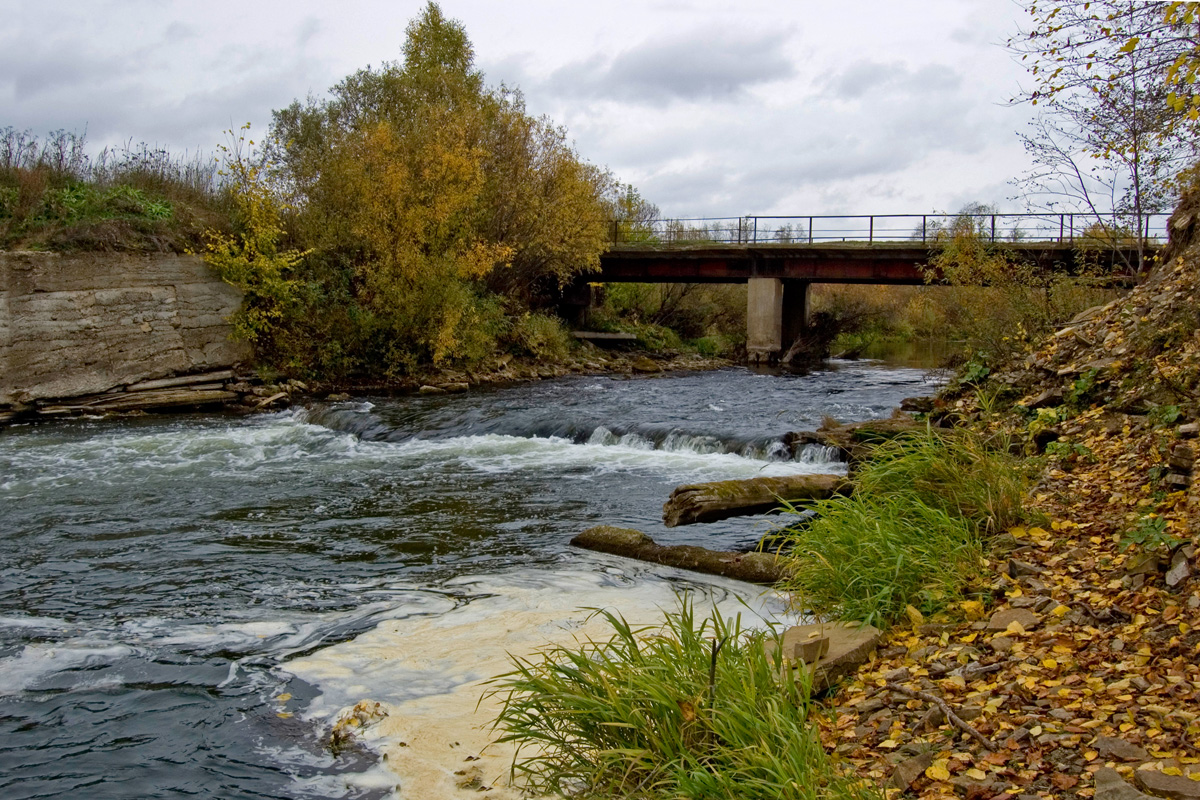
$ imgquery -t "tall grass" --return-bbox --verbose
[489,599,881,800]
[854,429,1028,534]
[779,429,1028,627]
[0,127,228,251]
[781,494,981,628]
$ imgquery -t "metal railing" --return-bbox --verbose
[611,213,1171,246]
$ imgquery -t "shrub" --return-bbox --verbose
[507,311,573,360]
[489,599,880,800]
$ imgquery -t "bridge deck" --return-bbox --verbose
[597,242,1143,284]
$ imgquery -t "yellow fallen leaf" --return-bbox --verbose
[277,693,292,702]
[879,739,899,749]
[1030,725,1043,736]
[277,712,293,719]
[1006,621,1027,635]
[905,605,924,627]
[966,768,988,780]
[926,765,951,782]
[1085,750,1099,761]
[1009,526,1027,538]
[961,632,979,643]
[1164,767,1184,777]
[960,600,986,620]
[1043,658,1059,669]
[1009,587,1025,598]
[1052,604,1070,617]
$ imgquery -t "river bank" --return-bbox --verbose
[0,347,735,427]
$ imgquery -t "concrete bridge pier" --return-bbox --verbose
[746,278,810,364]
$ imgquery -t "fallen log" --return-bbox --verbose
[662,473,848,527]
[571,525,792,584]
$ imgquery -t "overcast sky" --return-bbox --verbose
[0,0,1041,217]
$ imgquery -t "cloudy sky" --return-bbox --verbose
[0,0,1041,217]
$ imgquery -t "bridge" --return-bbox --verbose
[578,212,1165,363]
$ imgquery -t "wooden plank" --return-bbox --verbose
[571,331,637,341]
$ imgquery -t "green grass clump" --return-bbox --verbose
[781,494,981,628]
[779,429,1026,628]
[489,599,881,800]
[853,429,1028,534]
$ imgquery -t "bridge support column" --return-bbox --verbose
[746,278,783,363]
[746,278,810,363]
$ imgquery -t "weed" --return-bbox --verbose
[1148,404,1183,426]
[1067,368,1100,408]
[780,494,982,627]
[1119,515,1182,553]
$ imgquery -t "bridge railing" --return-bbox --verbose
[613,213,1171,246]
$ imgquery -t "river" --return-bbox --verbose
[0,361,940,799]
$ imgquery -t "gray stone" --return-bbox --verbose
[769,621,883,693]
[418,385,446,395]
[883,667,911,682]
[889,751,935,790]
[989,635,1015,654]
[987,608,1042,631]
[1096,768,1156,800]
[439,382,469,393]
[1093,736,1150,762]
[1008,558,1046,577]
[1134,768,1200,800]
[1167,550,1192,588]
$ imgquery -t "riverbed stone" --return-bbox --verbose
[631,356,662,374]
[1135,768,1200,800]
[1093,736,1150,762]
[987,608,1042,631]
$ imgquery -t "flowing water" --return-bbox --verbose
[0,362,940,799]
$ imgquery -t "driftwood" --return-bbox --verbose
[662,473,848,527]
[571,525,792,584]
[884,682,998,751]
